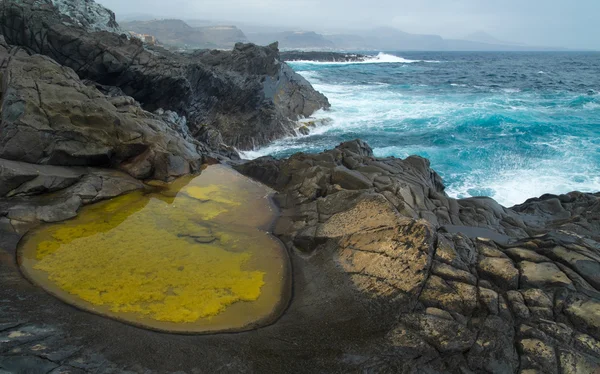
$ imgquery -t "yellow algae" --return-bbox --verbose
[33,221,265,322]
[33,191,149,260]
[19,165,290,333]
[184,184,241,206]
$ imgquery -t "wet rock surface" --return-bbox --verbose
[0,160,145,253]
[0,0,330,150]
[0,36,220,181]
[234,140,600,373]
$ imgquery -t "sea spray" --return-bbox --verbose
[246,51,600,207]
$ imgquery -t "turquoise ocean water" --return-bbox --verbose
[243,52,600,207]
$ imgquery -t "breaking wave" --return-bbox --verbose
[286,52,440,65]
[249,51,600,207]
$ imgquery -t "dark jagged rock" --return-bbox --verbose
[49,0,122,33]
[281,50,368,62]
[0,159,144,254]
[0,37,218,181]
[186,42,329,148]
[233,139,600,373]
[0,159,84,198]
[0,0,330,150]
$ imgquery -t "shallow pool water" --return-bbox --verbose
[19,165,290,333]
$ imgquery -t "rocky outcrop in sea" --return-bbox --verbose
[0,0,599,373]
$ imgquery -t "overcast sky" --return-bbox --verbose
[96,0,600,49]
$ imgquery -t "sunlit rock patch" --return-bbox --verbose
[19,165,290,333]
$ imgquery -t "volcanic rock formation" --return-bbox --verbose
[0,0,330,150]
[0,37,225,181]
[235,140,600,373]
[49,0,122,33]
[1,138,599,373]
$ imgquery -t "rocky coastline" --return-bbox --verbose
[0,0,599,373]
[0,0,329,151]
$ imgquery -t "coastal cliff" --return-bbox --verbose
[0,0,330,150]
[0,0,599,373]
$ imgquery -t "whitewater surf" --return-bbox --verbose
[244,51,600,207]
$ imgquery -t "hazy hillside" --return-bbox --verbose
[119,16,568,51]
[121,19,247,49]
[464,31,521,46]
[358,27,446,50]
[248,31,335,49]
[246,26,561,51]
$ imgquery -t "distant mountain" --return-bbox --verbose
[249,27,567,51]
[117,14,569,51]
[464,31,521,46]
[247,31,335,49]
[325,33,367,49]
[121,19,247,49]
[348,27,446,50]
[117,13,158,22]
[184,19,223,28]
[198,26,248,48]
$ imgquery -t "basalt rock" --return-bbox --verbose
[0,37,217,181]
[49,0,122,33]
[0,159,145,254]
[0,0,330,150]
[234,139,600,373]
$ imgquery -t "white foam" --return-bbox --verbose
[445,167,600,207]
[239,146,286,160]
[445,136,600,206]
[584,102,600,110]
[244,76,504,161]
[238,131,331,159]
[297,70,322,81]
[287,52,440,65]
[247,62,600,207]
[374,143,600,207]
